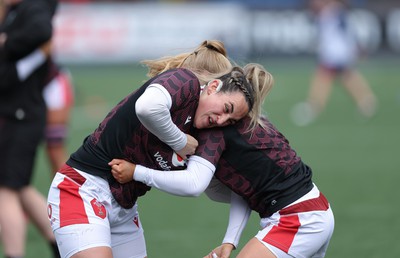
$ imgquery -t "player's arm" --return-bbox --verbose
[205,190,251,258]
[109,155,215,196]
[204,177,232,203]
[135,83,197,159]
[222,191,251,248]
[0,48,47,90]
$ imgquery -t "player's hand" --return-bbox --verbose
[203,251,220,258]
[108,159,136,184]
[40,40,52,57]
[204,243,235,258]
[176,134,198,160]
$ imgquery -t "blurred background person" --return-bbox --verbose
[43,62,74,175]
[0,0,60,257]
[291,0,378,126]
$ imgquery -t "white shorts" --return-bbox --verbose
[43,69,74,110]
[47,165,147,258]
[255,186,334,258]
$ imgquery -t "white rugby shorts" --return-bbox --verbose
[47,165,146,258]
[43,70,74,110]
[255,185,334,258]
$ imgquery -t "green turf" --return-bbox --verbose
[3,55,399,257]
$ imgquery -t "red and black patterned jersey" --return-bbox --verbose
[67,68,199,208]
[195,116,313,217]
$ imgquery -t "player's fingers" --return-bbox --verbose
[110,164,121,173]
[202,253,212,258]
[108,159,122,166]
[111,169,118,178]
[111,170,122,181]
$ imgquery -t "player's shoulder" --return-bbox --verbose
[154,68,200,94]
[158,68,198,82]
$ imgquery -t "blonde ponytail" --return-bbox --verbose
[243,63,274,131]
[141,40,232,84]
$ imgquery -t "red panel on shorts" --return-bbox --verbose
[59,164,86,185]
[263,214,301,253]
[279,193,329,215]
[59,177,89,227]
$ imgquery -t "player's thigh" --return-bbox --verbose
[237,238,288,258]
[71,247,112,258]
[48,170,114,258]
[111,236,147,258]
[55,223,112,258]
[110,202,147,258]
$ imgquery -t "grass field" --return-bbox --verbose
[2,54,399,258]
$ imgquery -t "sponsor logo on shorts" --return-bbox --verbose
[90,199,107,219]
[47,204,56,226]
[133,216,139,228]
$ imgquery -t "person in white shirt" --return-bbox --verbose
[291,0,378,126]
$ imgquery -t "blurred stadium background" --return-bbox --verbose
[2,0,399,257]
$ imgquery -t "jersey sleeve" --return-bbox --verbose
[135,68,200,152]
[135,84,186,151]
[194,128,227,165]
[0,49,45,91]
[153,69,201,113]
[16,49,46,81]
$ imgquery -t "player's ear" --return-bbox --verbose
[206,79,223,94]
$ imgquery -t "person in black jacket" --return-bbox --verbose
[0,1,60,258]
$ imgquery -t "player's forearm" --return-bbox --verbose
[134,155,215,196]
[222,192,251,248]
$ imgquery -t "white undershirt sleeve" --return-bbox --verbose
[204,177,232,203]
[134,155,216,196]
[205,178,251,247]
[222,192,252,248]
[135,83,187,152]
[16,49,46,81]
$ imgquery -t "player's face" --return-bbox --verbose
[194,80,249,129]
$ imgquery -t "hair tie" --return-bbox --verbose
[205,44,219,53]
